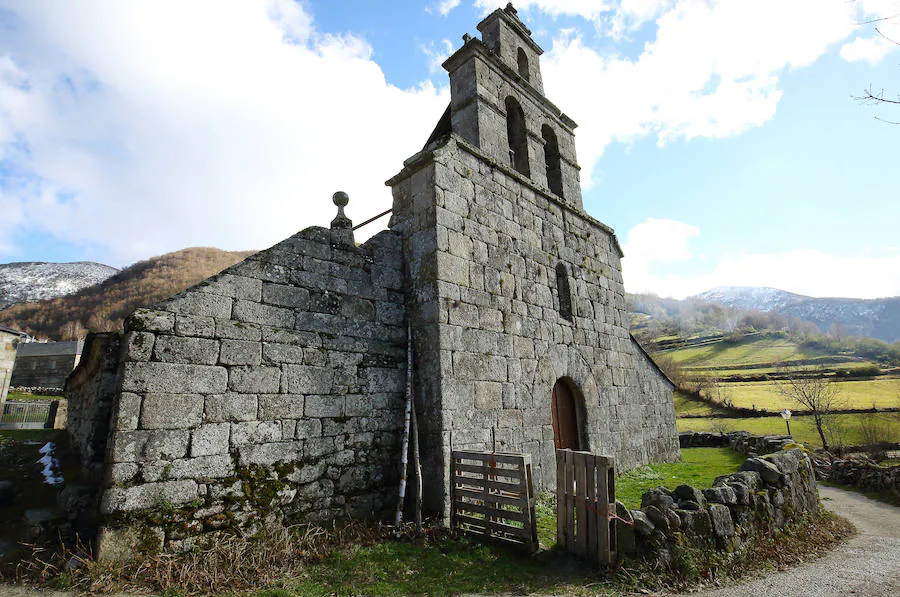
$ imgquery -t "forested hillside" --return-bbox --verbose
[0,247,254,340]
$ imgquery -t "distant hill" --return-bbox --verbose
[0,261,119,309]
[691,286,900,343]
[691,286,807,312]
[0,247,255,340]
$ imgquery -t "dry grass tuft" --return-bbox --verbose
[8,520,411,595]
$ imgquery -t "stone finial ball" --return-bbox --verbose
[332,191,349,207]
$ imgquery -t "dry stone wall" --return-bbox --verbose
[618,447,819,565]
[389,136,679,512]
[817,456,900,498]
[94,227,407,556]
[67,333,122,483]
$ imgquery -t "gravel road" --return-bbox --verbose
[690,485,900,596]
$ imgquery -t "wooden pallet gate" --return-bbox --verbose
[556,449,617,566]
[449,450,538,552]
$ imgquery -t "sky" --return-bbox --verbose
[0,0,898,300]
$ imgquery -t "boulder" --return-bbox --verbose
[665,508,682,530]
[631,510,656,536]
[674,484,707,508]
[763,448,802,476]
[714,470,763,491]
[640,487,676,510]
[703,485,737,506]
[643,505,670,533]
[676,509,712,536]
[740,458,782,485]
[708,504,735,538]
[614,501,636,555]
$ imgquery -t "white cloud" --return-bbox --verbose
[0,0,448,265]
[421,39,455,73]
[841,36,895,63]
[621,218,699,296]
[541,0,857,186]
[623,218,699,263]
[475,0,615,20]
[622,219,900,299]
[437,0,462,17]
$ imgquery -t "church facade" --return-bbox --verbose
[67,5,678,557]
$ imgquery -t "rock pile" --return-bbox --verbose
[617,447,818,565]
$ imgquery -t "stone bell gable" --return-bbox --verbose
[442,3,582,207]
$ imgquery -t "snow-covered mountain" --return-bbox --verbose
[690,286,900,343]
[0,261,119,309]
[692,286,809,312]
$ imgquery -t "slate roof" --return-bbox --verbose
[15,340,84,357]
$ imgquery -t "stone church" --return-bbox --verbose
[67,4,678,556]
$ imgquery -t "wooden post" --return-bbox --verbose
[410,396,423,531]
[393,323,414,534]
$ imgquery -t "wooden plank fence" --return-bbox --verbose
[450,451,538,553]
[556,449,616,566]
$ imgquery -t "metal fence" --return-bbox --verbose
[0,400,53,429]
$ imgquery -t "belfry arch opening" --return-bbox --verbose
[517,48,530,81]
[505,96,530,177]
[542,124,563,198]
[551,378,583,450]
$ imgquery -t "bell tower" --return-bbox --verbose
[441,3,583,207]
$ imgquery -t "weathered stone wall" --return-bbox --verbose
[93,226,407,555]
[66,333,122,483]
[389,135,680,512]
[618,447,819,565]
[817,456,900,498]
[0,330,20,408]
[679,430,794,455]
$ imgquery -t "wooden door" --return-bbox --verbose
[552,379,580,450]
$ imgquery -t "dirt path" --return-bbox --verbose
[690,485,900,596]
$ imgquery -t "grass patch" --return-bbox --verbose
[0,429,61,443]
[677,412,900,448]
[274,537,555,596]
[667,337,822,367]
[674,391,725,417]
[616,448,746,509]
[5,391,59,401]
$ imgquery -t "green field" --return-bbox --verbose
[5,390,59,401]
[688,360,874,377]
[673,391,722,416]
[677,412,900,448]
[667,336,822,367]
[719,378,900,411]
[616,447,745,509]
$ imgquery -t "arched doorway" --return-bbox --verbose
[551,379,581,450]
